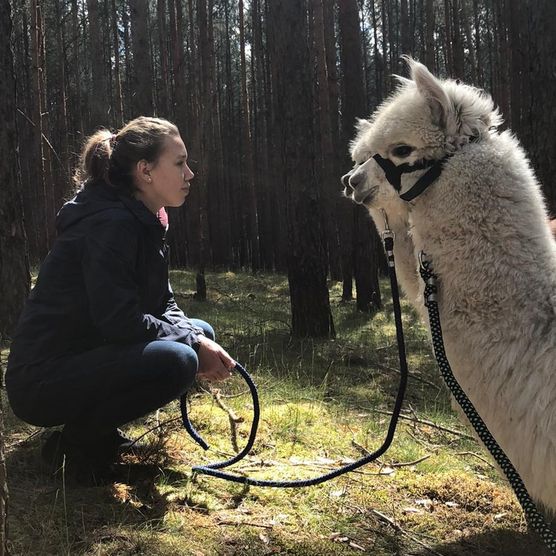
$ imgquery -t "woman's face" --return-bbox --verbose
[135,134,194,213]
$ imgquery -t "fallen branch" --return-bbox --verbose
[365,408,476,441]
[216,520,273,529]
[370,509,445,556]
[456,451,496,470]
[372,362,441,391]
[351,440,432,468]
[210,388,244,453]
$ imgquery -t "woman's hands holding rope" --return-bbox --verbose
[196,336,235,382]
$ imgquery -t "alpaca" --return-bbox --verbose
[343,58,556,517]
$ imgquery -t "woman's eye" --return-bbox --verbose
[392,145,415,158]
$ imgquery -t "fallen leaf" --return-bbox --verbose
[402,507,424,514]
[330,489,346,498]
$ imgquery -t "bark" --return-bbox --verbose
[252,0,273,270]
[338,0,382,312]
[514,0,556,212]
[195,0,214,297]
[87,0,107,127]
[312,0,341,280]
[268,0,335,337]
[0,0,31,338]
[424,0,435,71]
[239,0,260,271]
[451,0,464,78]
[130,0,154,116]
[30,0,50,259]
[156,0,169,116]
[0,5,30,550]
[401,0,411,56]
[111,0,124,126]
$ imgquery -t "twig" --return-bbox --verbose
[456,451,496,470]
[370,509,445,556]
[16,108,63,166]
[129,416,181,446]
[216,520,273,529]
[351,441,432,468]
[373,362,441,391]
[7,429,42,449]
[210,388,244,453]
[366,408,476,441]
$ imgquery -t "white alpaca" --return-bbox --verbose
[343,58,556,517]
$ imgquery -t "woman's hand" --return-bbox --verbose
[196,336,236,382]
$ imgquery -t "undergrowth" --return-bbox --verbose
[2,270,548,555]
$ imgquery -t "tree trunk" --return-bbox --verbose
[0,2,30,549]
[130,0,154,116]
[514,0,556,212]
[239,0,260,271]
[338,0,382,313]
[87,0,107,127]
[267,0,335,337]
[424,0,435,71]
[312,0,341,280]
[156,0,170,117]
[111,0,124,126]
[400,0,411,56]
[195,0,215,298]
[29,0,50,260]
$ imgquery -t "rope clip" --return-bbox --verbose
[418,250,432,273]
[380,209,395,242]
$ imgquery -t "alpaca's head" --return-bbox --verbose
[342,58,502,215]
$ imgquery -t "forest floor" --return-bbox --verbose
[2,270,551,555]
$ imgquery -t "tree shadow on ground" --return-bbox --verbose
[5,427,191,555]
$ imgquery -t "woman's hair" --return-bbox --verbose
[73,116,180,194]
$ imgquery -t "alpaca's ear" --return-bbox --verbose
[392,74,412,88]
[409,60,451,129]
[355,118,372,133]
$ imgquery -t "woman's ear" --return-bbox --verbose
[135,160,153,185]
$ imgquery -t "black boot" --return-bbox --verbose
[41,430,114,484]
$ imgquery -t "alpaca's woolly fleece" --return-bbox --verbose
[345,59,556,516]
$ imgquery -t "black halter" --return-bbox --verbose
[373,153,451,202]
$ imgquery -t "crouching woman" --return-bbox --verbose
[6,116,234,476]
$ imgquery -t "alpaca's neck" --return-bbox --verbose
[369,208,421,306]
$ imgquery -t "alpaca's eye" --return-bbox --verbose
[392,145,415,158]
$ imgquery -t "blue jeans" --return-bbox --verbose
[7,319,214,434]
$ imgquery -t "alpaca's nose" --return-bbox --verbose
[341,171,354,190]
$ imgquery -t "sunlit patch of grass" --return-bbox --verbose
[4,270,547,555]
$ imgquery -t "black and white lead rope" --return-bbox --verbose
[419,253,556,554]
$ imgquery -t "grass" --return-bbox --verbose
[2,270,550,555]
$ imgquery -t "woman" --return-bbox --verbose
[6,116,234,475]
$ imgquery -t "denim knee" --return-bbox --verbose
[142,341,199,394]
[190,318,215,341]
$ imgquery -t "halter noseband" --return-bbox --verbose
[372,153,451,202]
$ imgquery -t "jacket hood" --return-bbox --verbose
[56,181,161,234]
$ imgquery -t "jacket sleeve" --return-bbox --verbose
[82,216,203,349]
[161,283,206,337]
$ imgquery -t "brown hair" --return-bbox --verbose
[73,116,180,195]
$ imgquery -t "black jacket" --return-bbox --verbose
[7,181,204,376]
